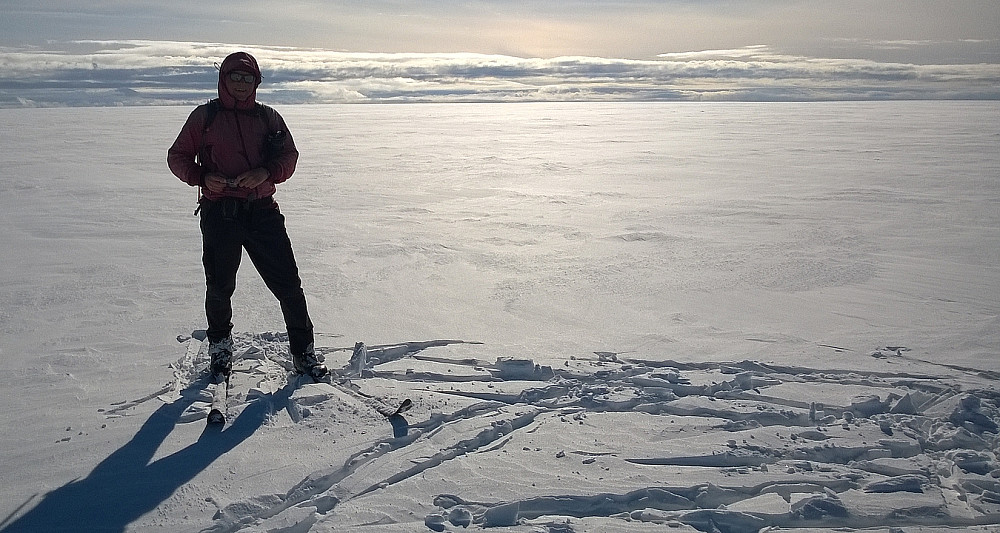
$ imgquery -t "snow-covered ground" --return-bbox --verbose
[0,101,998,532]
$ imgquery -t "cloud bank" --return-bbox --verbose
[1,40,998,107]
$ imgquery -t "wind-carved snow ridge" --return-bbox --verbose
[160,336,1000,533]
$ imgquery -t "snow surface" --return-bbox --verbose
[0,101,998,532]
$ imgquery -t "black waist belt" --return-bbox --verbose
[198,195,275,219]
[204,195,274,208]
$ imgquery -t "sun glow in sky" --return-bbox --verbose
[1,1,998,106]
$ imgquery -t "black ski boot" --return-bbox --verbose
[208,336,234,378]
[293,344,328,380]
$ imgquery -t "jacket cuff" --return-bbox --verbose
[263,162,278,182]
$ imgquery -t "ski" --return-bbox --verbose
[207,371,230,425]
[349,342,411,418]
[286,341,409,421]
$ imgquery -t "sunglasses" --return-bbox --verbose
[228,72,256,83]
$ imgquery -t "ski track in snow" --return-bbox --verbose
[142,332,1000,533]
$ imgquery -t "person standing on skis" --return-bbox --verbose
[167,51,327,379]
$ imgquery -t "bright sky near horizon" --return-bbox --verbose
[1,1,998,106]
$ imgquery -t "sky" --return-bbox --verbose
[1,0,998,106]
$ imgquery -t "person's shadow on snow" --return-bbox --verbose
[0,379,297,533]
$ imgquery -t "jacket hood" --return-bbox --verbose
[218,52,261,110]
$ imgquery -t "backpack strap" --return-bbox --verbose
[203,98,222,132]
[194,99,221,214]
[197,99,221,168]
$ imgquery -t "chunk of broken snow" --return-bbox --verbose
[864,474,927,493]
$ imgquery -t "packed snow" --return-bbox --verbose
[0,101,998,532]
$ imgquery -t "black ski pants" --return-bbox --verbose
[200,196,314,356]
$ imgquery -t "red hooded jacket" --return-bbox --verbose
[167,52,298,201]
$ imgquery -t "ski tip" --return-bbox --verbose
[396,398,413,414]
[207,409,226,425]
[381,398,413,418]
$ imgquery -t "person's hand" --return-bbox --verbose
[233,168,270,189]
[203,172,230,193]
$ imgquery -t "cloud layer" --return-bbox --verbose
[1,40,998,107]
